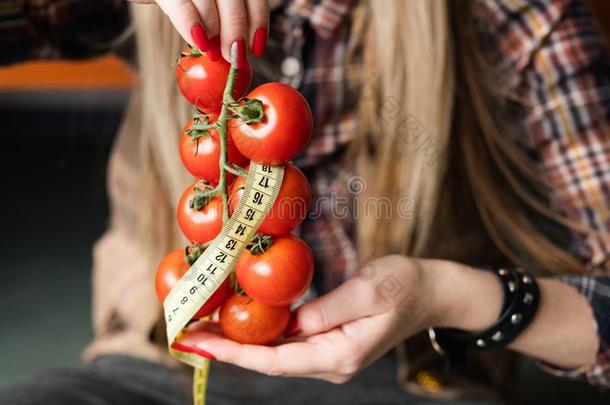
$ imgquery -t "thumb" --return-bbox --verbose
[289,275,387,337]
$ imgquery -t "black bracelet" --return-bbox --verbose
[429,267,540,366]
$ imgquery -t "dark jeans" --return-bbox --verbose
[0,354,499,405]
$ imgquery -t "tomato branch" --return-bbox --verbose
[216,42,240,224]
[223,162,248,177]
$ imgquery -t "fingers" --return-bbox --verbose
[216,0,249,62]
[191,0,220,36]
[293,275,390,337]
[175,315,399,383]
[177,329,335,376]
[155,0,206,50]
[146,0,270,61]
[245,0,269,56]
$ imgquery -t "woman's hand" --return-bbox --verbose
[177,253,599,381]
[129,0,269,60]
[176,255,486,383]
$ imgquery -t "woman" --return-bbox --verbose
[1,0,609,403]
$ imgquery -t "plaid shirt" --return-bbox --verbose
[477,0,610,386]
[3,0,610,389]
[280,0,610,387]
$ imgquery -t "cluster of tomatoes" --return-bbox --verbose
[155,47,315,345]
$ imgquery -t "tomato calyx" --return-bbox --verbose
[175,46,202,69]
[185,114,216,142]
[246,234,273,255]
[180,45,202,58]
[185,244,206,265]
[229,98,265,125]
[189,181,217,211]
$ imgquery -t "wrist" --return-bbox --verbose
[423,260,504,332]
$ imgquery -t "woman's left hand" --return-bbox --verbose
[176,255,501,383]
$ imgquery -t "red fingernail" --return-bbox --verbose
[235,38,247,70]
[207,36,222,62]
[191,24,209,52]
[171,342,216,360]
[252,27,267,57]
[284,315,301,338]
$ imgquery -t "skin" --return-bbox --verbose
[177,255,599,383]
[129,0,270,61]
[131,0,599,385]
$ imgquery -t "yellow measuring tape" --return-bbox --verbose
[193,364,209,405]
[164,162,285,403]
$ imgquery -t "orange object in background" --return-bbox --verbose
[0,55,135,90]
[0,3,606,91]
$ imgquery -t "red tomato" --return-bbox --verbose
[177,182,224,244]
[176,48,252,114]
[155,248,231,318]
[229,163,311,236]
[236,235,313,306]
[229,82,313,164]
[179,115,249,184]
[219,292,291,344]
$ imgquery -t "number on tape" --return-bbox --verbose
[164,163,285,368]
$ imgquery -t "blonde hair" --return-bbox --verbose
[354,0,587,273]
[124,5,193,263]
[355,0,455,259]
[123,0,588,276]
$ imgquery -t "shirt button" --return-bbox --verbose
[281,57,301,77]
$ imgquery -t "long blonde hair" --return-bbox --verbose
[126,5,193,264]
[355,0,587,273]
[125,0,587,276]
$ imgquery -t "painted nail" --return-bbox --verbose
[191,24,209,52]
[207,36,222,62]
[235,38,247,69]
[284,315,301,338]
[171,342,216,360]
[252,27,267,57]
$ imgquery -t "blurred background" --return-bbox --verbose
[0,56,132,384]
[1,2,610,404]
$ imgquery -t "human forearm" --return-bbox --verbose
[430,261,598,369]
[173,255,602,384]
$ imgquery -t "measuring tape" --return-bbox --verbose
[193,365,209,405]
[164,162,285,371]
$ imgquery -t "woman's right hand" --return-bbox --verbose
[129,0,269,61]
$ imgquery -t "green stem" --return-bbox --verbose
[190,183,220,211]
[216,42,240,225]
[247,234,273,255]
[223,163,248,177]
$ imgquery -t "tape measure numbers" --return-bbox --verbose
[164,162,285,368]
